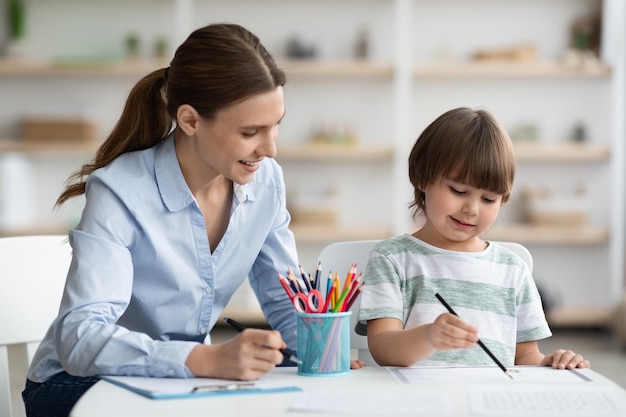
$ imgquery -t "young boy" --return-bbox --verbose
[358,107,590,370]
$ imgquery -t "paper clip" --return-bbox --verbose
[191,382,257,393]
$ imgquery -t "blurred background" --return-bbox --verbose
[0,0,625,381]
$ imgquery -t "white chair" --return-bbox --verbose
[0,235,71,417]
[316,239,533,367]
[317,240,381,366]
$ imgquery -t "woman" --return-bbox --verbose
[23,23,304,417]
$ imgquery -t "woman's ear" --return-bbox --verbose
[176,104,199,136]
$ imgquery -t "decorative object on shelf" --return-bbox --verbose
[354,24,370,60]
[509,123,539,143]
[7,0,25,40]
[124,32,141,60]
[21,117,97,144]
[153,35,168,60]
[471,43,537,62]
[4,0,27,58]
[562,12,602,69]
[521,184,589,225]
[308,123,358,146]
[570,13,601,57]
[571,121,587,143]
[286,36,316,60]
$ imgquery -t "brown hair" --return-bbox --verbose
[56,23,286,206]
[408,107,515,218]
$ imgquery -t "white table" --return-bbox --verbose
[70,366,626,417]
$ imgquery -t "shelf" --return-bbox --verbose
[0,57,393,79]
[0,57,168,77]
[277,144,394,162]
[0,225,70,238]
[547,307,613,328]
[280,60,394,79]
[290,223,393,244]
[0,140,98,156]
[0,58,610,80]
[413,60,612,79]
[483,224,609,245]
[514,143,610,162]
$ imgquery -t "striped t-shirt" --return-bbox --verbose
[358,234,552,367]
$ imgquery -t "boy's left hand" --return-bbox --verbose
[541,349,590,369]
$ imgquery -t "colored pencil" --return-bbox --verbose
[343,282,364,311]
[314,261,322,291]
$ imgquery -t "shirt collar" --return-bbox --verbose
[233,183,251,204]
[155,135,254,211]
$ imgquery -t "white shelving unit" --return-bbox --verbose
[0,0,624,327]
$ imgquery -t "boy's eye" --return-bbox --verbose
[449,186,465,195]
[482,197,497,203]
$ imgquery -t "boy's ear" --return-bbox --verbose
[177,104,199,136]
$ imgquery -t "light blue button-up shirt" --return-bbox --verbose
[28,135,299,381]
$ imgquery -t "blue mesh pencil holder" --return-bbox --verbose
[295,311,351,376]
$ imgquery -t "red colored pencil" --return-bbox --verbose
[343,282,364,312]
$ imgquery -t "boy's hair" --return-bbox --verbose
[408,107,515,218]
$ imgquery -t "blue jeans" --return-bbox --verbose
[22,372,100,417]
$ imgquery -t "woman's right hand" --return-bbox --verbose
[185,328,286,380]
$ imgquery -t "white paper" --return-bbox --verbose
[387,366,592,384]
[289,390,453,415]
[467,385,626,416]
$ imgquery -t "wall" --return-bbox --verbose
[0,0,623,324]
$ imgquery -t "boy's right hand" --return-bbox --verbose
[428,313,479,351]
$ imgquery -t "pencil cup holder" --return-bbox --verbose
[296,311,351,377]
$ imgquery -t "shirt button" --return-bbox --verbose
[204,286,212,294]
[199,327,207,334]
[167,369,175,377]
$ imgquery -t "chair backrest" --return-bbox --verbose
[0,235,71,417]
[497,241,533,273]
[316,239,534,367]
[316,240,381,366]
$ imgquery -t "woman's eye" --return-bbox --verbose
[241,131,256,138]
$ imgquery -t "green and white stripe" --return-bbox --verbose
[358,234,551,367]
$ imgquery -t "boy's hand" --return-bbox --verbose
[350,359,365,369]
[540,349,590,369]
[428,313,478,351]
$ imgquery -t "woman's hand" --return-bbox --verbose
[540,349,590,369]
[185,328,286,380]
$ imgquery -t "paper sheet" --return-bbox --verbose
[387,366,592,384]
[289,390,453,415]
[467,385,626,416]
